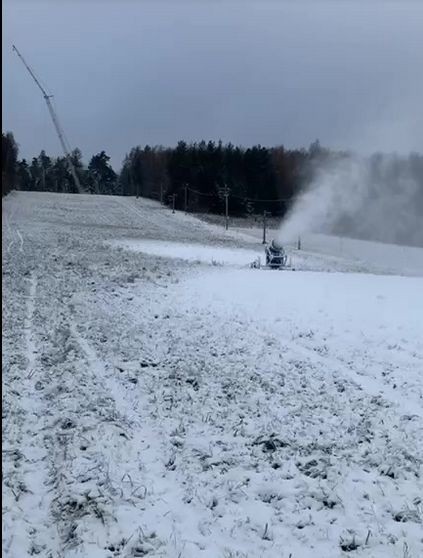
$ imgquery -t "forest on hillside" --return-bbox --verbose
[3,132,326,215]
[3,132,423,240]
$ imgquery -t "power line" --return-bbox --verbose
[186,186,215,198]
[249,197,292,203]
[186,186,293,203]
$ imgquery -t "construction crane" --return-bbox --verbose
[12,44,82,192]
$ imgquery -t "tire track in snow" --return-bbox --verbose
[54,319,159,556]
[16,229,25,253]
[70,321,102,371]
[20,273,60,557]
[3,273,60,557]
[68,311,182,556]
[3,204,25,255]
[24,274,37,377]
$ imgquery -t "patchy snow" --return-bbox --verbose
[181,268,423,417]
[3,192,423,558]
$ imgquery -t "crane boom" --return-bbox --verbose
[12,44,82,192]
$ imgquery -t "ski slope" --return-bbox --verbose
[235,228,423,277]
[3,192,423,558]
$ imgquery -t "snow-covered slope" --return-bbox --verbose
[236,228,423,277]
[3,192,423,558]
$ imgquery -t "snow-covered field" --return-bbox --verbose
[235,229,423,277]
[3,191,423,558]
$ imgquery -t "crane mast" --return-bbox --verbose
[12,44,82,192]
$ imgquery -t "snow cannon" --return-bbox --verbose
[265,239,288,269]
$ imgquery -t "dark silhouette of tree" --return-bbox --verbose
[17,159,31,191]
[87,151,117,195]
[2,132,19,196]
[167,141,192,207]
[119,154,133,196]
[29,157,42,191]
[52,157,72,192]
[68,148,86,192]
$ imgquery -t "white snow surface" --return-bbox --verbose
[109,239,261,266]
[236,228,423,277]
[3,191,423,558]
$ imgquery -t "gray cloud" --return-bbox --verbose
[3,0,423,169]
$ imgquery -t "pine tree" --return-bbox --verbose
[88,151,117,195]
[2,132,19,195]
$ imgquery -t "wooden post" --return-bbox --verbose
[172,193,176,214]
[262,210,267,244]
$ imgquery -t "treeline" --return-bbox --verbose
[2,132,118,197]
[3,132,423,226]
[5,133,332,215]
[120,140,327,215]
[13,148,117,195]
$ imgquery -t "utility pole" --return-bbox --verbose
[262,210,268,244]
[12,44,82,193]
[297,236,301,250]
[224,184,229,230]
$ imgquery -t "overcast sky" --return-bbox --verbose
[2,0,423,169]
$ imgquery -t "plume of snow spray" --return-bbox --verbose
[278,154,423,247]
